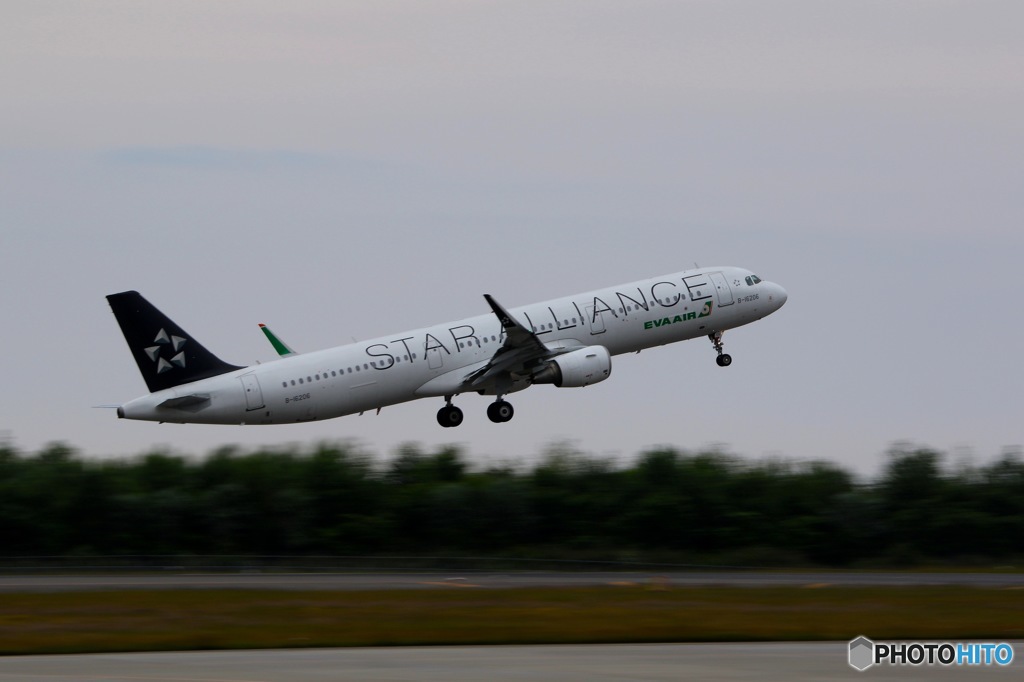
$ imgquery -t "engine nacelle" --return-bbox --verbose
[531,346,612,388]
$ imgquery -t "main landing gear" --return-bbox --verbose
[436,397,514,427]
[436,397,464,428]
[709,331,732,367]
[487,399,514,424]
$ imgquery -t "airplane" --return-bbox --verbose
[106,266,787,428]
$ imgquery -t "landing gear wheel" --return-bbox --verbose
[487,400,514,423]
[708,331,731,367]
[437,405,464,428]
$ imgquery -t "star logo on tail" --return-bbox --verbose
[144,329,187,374]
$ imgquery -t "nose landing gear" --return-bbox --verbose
[709,331,732,367]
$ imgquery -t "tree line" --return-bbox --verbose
[1,440,1023,567]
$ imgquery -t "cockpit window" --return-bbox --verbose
[751,275,762,284]
[745,276,753,286]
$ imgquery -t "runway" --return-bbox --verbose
[1,570,1024,592]
[1,643,1021,681]
[5,574,1023,680]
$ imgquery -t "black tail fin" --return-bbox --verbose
[107,291,244,393]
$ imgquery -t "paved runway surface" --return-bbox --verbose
[2,570,1024,592]
[2,643,1023,681]
[5,573,1022,680]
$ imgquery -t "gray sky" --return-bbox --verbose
[2,1,1021,476]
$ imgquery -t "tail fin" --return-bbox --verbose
[107,291,243,393]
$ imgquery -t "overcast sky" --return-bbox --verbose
[1,1,1021,476]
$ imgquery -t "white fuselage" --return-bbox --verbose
[118,266,787,425]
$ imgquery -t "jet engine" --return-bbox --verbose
[531,346,612,388]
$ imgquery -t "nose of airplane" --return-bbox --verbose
[770,283,788,310]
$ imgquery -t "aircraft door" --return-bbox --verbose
[240,373,265,411]
[586,305,606,334]
[427,347,444,369]
[709,272,734,306]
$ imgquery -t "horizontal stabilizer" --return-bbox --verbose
[158,394,211,409]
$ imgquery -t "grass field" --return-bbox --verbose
[3,585,1024,655]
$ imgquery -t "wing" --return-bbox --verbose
[460,295,580,392]
[484,294,548,355]
[413,295,587,398]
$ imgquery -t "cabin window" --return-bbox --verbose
[282,382,287,388]
[299,378,304,384]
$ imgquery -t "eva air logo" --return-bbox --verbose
[643,301,714,331]
[145,328,187,374]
